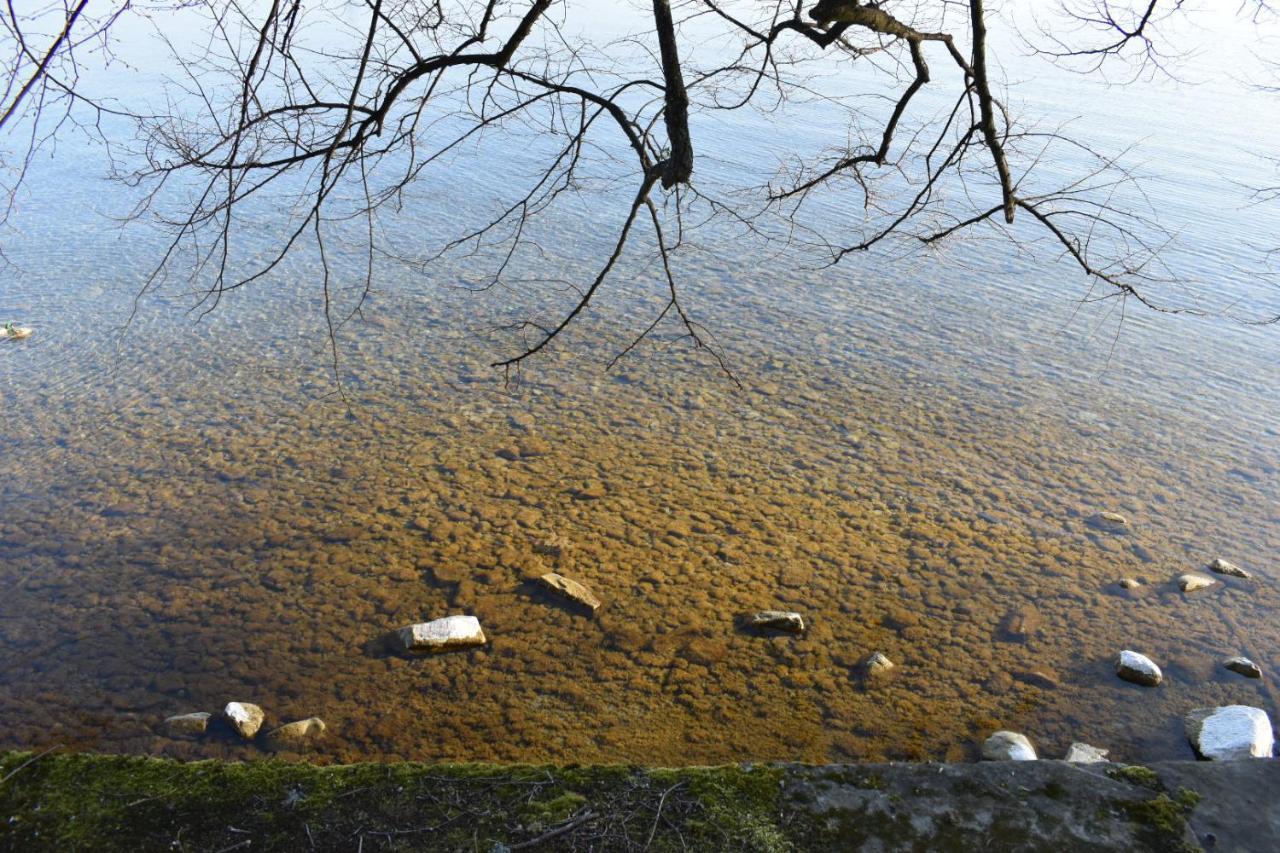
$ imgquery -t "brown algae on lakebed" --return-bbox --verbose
[0,270,1277,768]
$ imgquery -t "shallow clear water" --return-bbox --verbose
[1,7,1279,765]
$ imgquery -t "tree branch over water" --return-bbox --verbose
[0,0,1275,376]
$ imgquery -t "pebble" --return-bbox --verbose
[397,615,488,653]
[1223,656,1262,679]
[1184,705,1275,760]
[263,717,327,750]
[1209,558,1252,579]
[1118,578,1142,590]
[1178,573,1215,593]
[1064,742,1109,763]
[749,610,805,634]
[223,702,266,739]
[863,652,894,676]
[981,731,1037,761]
[1087,512,1129,532]
[163,711,211,737]
[1115,650,1162,686]
[537,572,602,612]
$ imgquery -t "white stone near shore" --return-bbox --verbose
[1178,573,1215,593]
[982,731,1037,761]
[223,702,265,739]
[164,712,211,737]
[1209,558,1252,579]
[1115,650,1162,687]
[1064,743,1110,763]
[1184,705,1274,760]
[397,615,487,653]
[264,717,327,750]
[749,610,806,634]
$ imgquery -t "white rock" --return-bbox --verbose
[223,702,265,739]
[749,610,805,634]
[264,717,327,750]
[1118,578,1142,590]
[163,712,211,737]
[537,572,602,612]
[1087,512,1129,532]
[1178,573,1215,593]
[1223,657,1262,679]
[1064,742,1110,763]
[864,652,894,675]
[397,615,487,653]
[1184,705,1275,760]
[1115,650,1162,686]
[982,731,1037,761]
[1209,558,1252,579]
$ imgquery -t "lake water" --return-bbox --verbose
[1,3,1278,765]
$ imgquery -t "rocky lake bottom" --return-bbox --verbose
[1,251,1278,768]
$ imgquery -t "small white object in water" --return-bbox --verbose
[3,324,33,339]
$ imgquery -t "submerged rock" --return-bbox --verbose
[863,652,894,676]
[982,731,1036,761]
[1184,705,1275,760]
[1209,558,1252,579]
[163,712,211,737]
[1118,578,1142,590]
[1223,656,1262,679]
[749,610,805,634]
[223,702,265,739]
[1115,650,1162,686]
[537,572,602,612]
[999,604,1042,641]
[1064,742,1109,763]
[264,717,327,750]
[397,615,487,653]
[1178,573,1215,593]
[1087,512,1128,533]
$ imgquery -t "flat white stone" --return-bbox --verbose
[223,702,265,739]
[749,610,805,634]
[1185,705,1274,760]
[397,615,487,652]
[1178,573,1215,592]
[537,572,602,611]
[1209,558,1252,579]
[1115,650,1162,686]
[1064,742,1109,763]
[982,731,1036,761]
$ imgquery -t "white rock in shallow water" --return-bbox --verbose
[223,702,265,739]
[749,610,805,634]
[1118,578,1142,590]
[264,717,327,750]
[982,731,1037,761]
[164,712,211,737]
[1184,705,1275,760]
[1178,573,1215,593]
[1115,650,1162,686]
[1087,512,1129,532]
[1209,558,1252,579]
[397,615,487,652]
[1064,742,1110,763]
[1223,657,1262,679]
[863,652,894,676]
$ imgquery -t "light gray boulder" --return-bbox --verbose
[982,731,1037,761]
[1064,743,1109,763]
[397,615,487,653]
[1209,558,1252,579]
[1184,705,1274,760]
[1115,650,1162,686]
[223,702,265,739]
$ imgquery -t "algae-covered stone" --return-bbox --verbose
[1115,650,1162,686]
[1209,558,1252,579]
[537,572,602,612]
[163,712,211,737]
[749,611,805,634]
[1223,656,1262,679]
[263,717,327,750]
[222,702,265,739]
[397,615,487,653]
[982,730,1036,761]
[1184,705,1274,760]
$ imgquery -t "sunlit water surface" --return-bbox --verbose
[1,9,1279,765]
